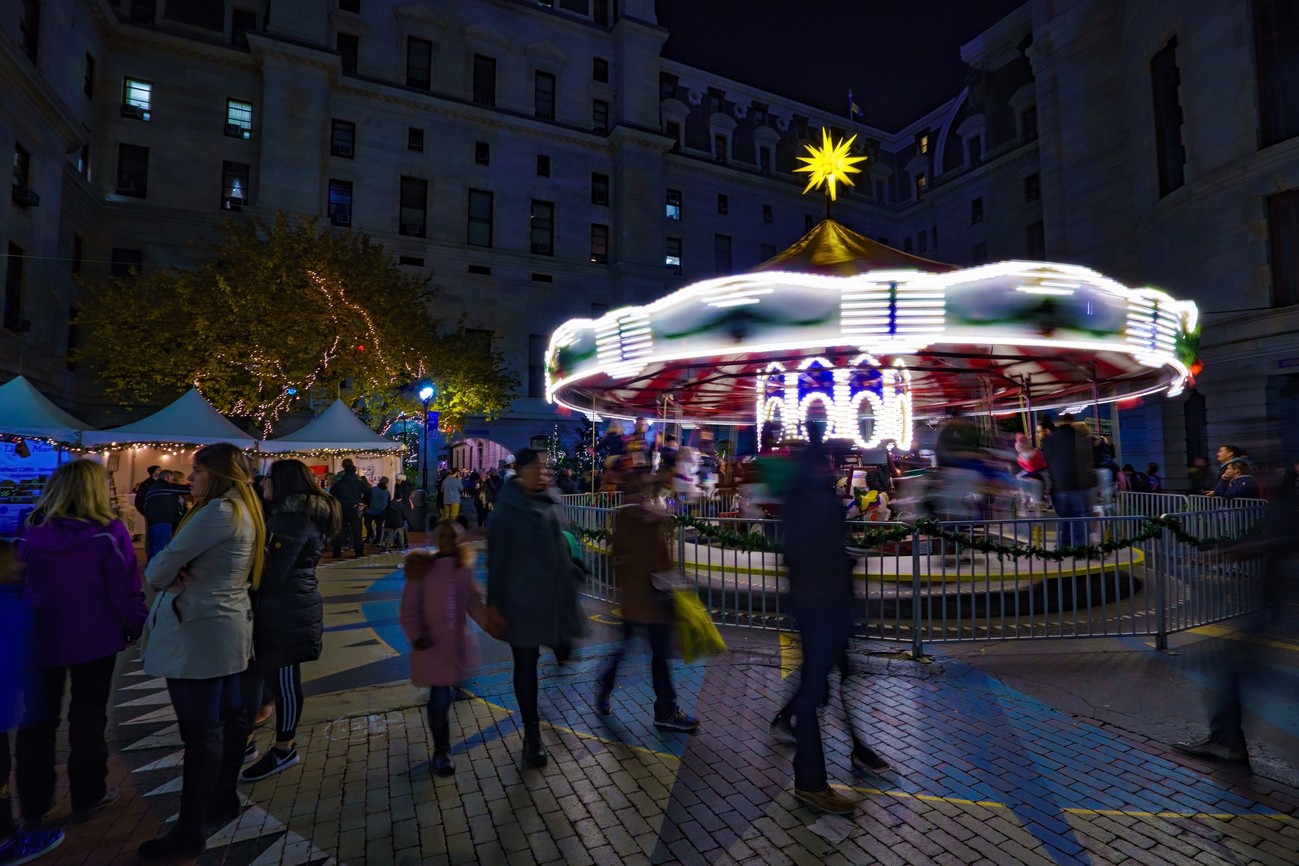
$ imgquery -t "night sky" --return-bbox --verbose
[655,0,1027,132]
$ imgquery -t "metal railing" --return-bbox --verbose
[562,502,1270,655]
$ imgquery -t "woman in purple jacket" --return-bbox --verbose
[15,459,147,826]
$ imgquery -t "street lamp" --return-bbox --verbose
[418,384,435,531]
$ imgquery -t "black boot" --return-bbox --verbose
[521,724,548,768]
[429,717,455,777]
[431,751,456,777]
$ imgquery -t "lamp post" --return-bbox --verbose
[418,384,435,531]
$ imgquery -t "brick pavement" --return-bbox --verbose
[25,555,1299,865]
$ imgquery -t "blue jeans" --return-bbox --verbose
[1051,489,1092,549]
[146,523,173,560]
[599,620,677,721]
[790,608,851,792]
[166,674,247,834]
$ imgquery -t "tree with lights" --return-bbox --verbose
[76,214,518,435]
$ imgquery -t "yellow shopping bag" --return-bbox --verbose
[672,588,726,663]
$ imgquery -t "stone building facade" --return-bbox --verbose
[2,0,1297,474]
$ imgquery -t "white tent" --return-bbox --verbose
[81,389,257,450]
[260,399,404,455]
[0,375,94,444]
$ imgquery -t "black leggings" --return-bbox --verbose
[243,661,305,743]
[510,644,570,727]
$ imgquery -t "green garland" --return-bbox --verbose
[571,512,1257,563]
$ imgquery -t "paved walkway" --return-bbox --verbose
[28,549,1299,865]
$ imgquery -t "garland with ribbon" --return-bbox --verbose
[571,512,1259,562]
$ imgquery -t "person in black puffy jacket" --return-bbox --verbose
[240,459,341,783]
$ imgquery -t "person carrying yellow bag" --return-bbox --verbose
[672,588,725,663]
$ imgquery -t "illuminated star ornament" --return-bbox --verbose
[794,129,868,201]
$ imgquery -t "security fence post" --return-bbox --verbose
[911,527,925,660]
[1153,514,1169,651]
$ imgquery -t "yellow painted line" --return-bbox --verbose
[1188,624,1299,654]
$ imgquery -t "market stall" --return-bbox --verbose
[259,399,405,486]
[0,376,93,534]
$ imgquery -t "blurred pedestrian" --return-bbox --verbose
[241,459,340,783]
[595,475,698,732]
[780,423,860,815]
[364,476,391,546]
[329,458,369,558]
[1040,415,1096,548]
[1176,465,1298,762]
[137,443,265,860]
[1188,456,1213,495]
[486,448,585,768]
[1147,463,1162,493]
[0,540,65,864]
[440,470,463,520]
[390,474,414,549]
[401,520,493,777]
[15,460,147,828]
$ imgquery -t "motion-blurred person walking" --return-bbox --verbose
[780,424,860,815]
[241,460,340,783]
[15,460,147,828]
[486,448,586,768]
[137,443,265,860]
[595,475,698,732]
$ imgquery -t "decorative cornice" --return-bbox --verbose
[463,22,510,48]
[394,3,451,30]
[524,39,569,66]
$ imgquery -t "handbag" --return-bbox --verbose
[672,589,725,663]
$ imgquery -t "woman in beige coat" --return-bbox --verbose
[137,443,265,860]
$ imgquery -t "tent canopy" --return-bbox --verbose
[260,399,403,454]
[0,375,94,444]
[81,389,256,449]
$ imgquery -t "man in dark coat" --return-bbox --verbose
[328,459,370,558]
[1040,416,1096,548]
[779,424,859,815]
[486,448,585,768]
[140,471,192,561]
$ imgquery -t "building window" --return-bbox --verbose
[665,237,682,274]
[593,57,609,82]
[714,234,732,273]
[110,248,143,281]
[914,173,927,199]
[967,135,983,166]
[1151,38,1186,196]
[475,141,489,165]
[1024,172,1041,202]
[717,193,728,215]
[665,189,682,220]
[707,90,723,115]
[77,144,90,179]
[1026,221,1045,259]
[713,133,728,164]
[84,53,95,98]
[407,37,432,90]
[12,144,31,195]
[408,127,424,152]
[660,73,677,99]
[759,145,772,175]
[116,144,149,197]
[971,197,984,224]
[591,172,609,206]
[535,71,556,120]
[328,180,353,226]
[231,8,256,47]
[537,154,551,177]
[972,241,988,264]
[330,119,355,158]
[530,200,555,255]
[528,334,546,398]
[666,121,681,151]
[221,161,250,210]
[19,0,39,62]
[593,0,609,25]
[590,223,609,264]
[3,244,23,331]
[760,242,776,261]
[762,204,773,224]
[337,32,359,74]
[122,78,152,121]
[473,54,496,106]
[1021,106,1038,140]
[338,0,360,11]
[225,99,253,139]
[399,176,427,238]
[592,99,609,133]
[467,189,493,247]
[1254,0,1299,147]
[916,131,930,154]
[752,104,767,127]
[1268,189,1299,306]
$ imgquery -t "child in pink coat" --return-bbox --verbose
[400,520,489,777]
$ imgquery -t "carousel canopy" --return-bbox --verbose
[260,399,404,455]
[81,389,257,450]
[0,375,94,444]
[546,219,1198,435]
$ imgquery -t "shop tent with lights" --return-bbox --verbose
[0,376,93,534]
[259,399,405,485]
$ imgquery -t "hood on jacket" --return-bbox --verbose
[20,515,119,552]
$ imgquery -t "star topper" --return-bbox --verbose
[794,129,868,201]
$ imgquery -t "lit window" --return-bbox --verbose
[665,237,682,274]
[221,161,250,210]
[328,179,353,226]
[122,78,152,121]
[665,189,682,220]
[916,131,930,154]
[225,99,253,140]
